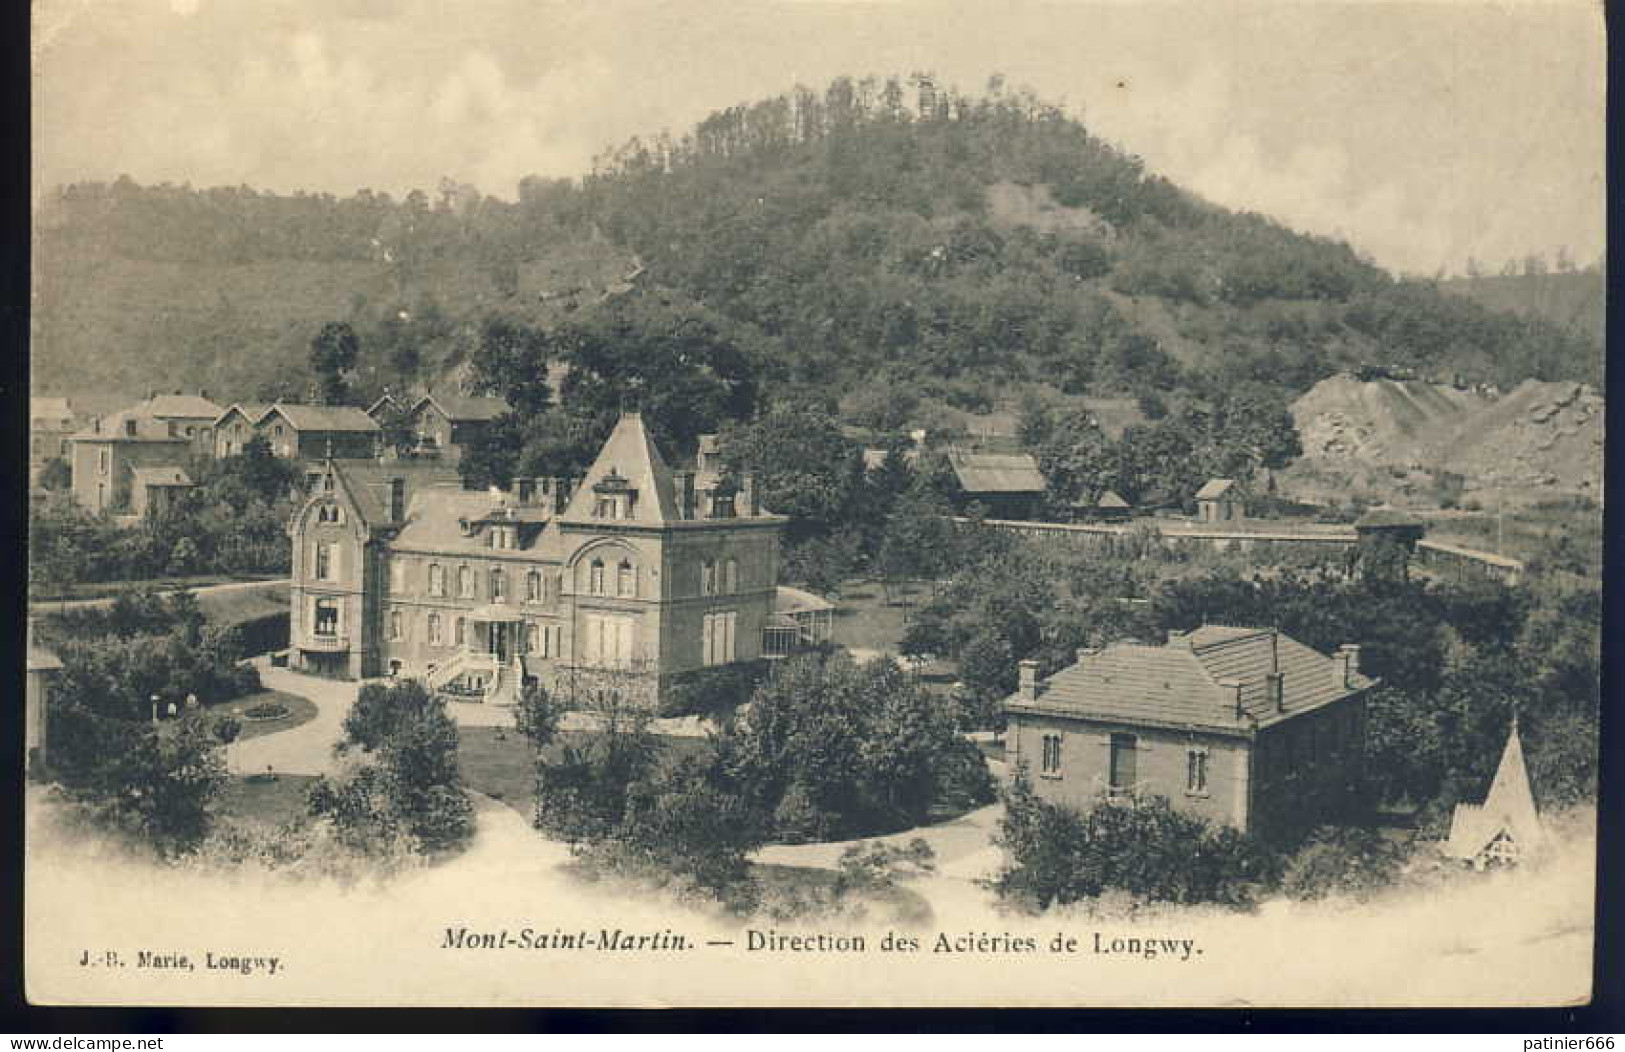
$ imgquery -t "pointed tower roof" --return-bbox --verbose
[561,411,679,525]
[1445,717,1545,862]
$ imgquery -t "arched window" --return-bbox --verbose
[428,563,445,597]
[724,558,739,594]
[590,558,606,596]
[617,559,635,598]
[701,559,716,596]
[427,613,442,645]
[526,570,542,603]
[457,564,473,598]
[490,567,506,601]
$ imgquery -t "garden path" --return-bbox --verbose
[226,659,359,778]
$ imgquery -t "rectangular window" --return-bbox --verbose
[702,611,738,667]
[313,598,340,637]
[526,571,542,603]
[388,609,404,642]
[1108,733,1137,794]
[584,613,634,667]
[1040,733,1062,776]
[1186,749,1208,795]
[390,559,405,594]
[313,543,331,581]
[98,448,110,475]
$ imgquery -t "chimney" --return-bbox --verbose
[125,418,138,437]
[1166,629,1191,648]
[1017,659,1040,702]
[516,478,535,505]
[673,470,696,520]
[1334,644,1361,689]
[387,477,406,521]
[1267,671,1285,712]
[1076,645,1100,664]
[740,472,760,517]
[1218,676,1244,719]
[199,389,209,401]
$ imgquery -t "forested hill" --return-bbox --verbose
[32,76,1601,412]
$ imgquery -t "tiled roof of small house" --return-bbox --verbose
[213,403,272,428]
[269,404,382,432]
[1005,625,1376,735]
[417,393,511,422]
[1072,488,1130,509]
[1194,478,1238,501]
[140,393,224,419]
[71,410,189,443]
[947,450,1046,495]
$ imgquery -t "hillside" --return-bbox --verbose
[1287,373,1603,506]
[1442,269,1605,350]
[32,77,1602,425]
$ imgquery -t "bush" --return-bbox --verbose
[992,777,1278,911]
[660,661,769,720]
[242,702,288,720]
[771,784,840,844]
[1278,826,1411,901]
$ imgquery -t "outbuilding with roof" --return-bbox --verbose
[1004,624,1376,840]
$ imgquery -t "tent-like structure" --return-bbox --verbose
[1443,717,1545,869]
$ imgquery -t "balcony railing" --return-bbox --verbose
[300,632,349,653]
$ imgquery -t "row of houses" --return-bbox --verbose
[48,390,510,518]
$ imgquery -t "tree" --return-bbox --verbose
[37,457,72,491]
[718,404,864,546]
[309,321,361,405]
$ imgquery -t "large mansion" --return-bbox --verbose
[286,411,785,705]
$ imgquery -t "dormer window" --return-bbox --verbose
[316,503,343,525]
[592,468,636,519]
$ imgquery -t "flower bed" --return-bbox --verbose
[241,701,291,722]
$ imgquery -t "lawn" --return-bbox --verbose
[211,690,318,742]
[29,573,280,604]
[215,773,320,829]
[457,726,713,814]
[828,579,935,655]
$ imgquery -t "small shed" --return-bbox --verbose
[1444,718,1544,870]
[1194,478,1244,523]
[946,449,1047,519]
[1071,488,1131,523]
[1354,507,1428,552]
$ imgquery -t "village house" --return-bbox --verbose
[1444,718,1544,870]
[29,397,77,478]
[1004,625,1375,841]
[1194,478,1245,523]
[1070,488,1132,523]
[69,410,195,516]
[212,403,271,458]
[944,449,1047,520]
[286,411,785,706]
[131,392,223,458]
[257,403,382,461]
[388,392,511,465]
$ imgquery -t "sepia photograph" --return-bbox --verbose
[22,0,1605,1010]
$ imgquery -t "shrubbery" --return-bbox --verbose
[992,778,1278,911]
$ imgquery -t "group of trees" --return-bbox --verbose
[39,76,1601,436]
[513,651,993,911]
[39,591,261,854]
[29,436,301,594]
[1019,383,1301,510]
[305,681,476,859]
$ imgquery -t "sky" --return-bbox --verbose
[32,0,1606,276]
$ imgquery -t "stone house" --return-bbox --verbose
[945,449,1047,520]
[392,393,511,465]
[1194,479,1244,523]
[286,411,784,705]
[70,411,194,515]
[212,403,271,458]
[258,404,382,461]
[1004,625,1375,841]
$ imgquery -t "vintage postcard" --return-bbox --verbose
[25,0,1603,1008]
